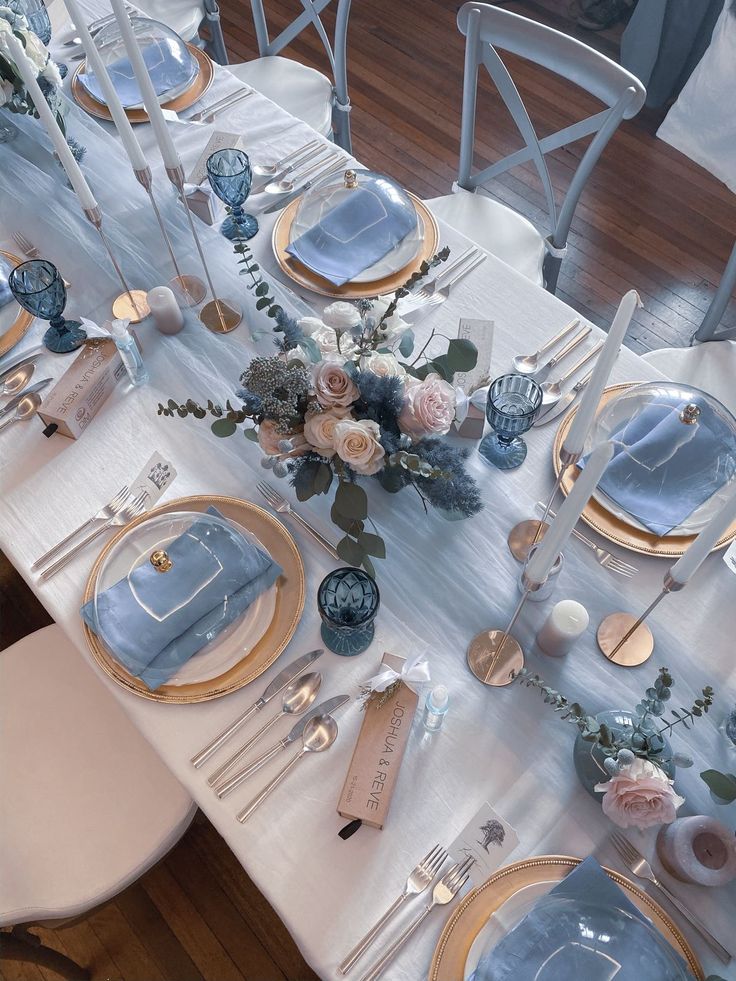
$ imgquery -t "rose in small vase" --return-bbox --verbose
[595,756,685,830]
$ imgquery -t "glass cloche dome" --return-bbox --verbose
[582,380,736,536]
[78,16,198,108]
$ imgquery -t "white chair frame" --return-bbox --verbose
[202,0,228,65]
[454,3,646,292]
[692,240,736,343]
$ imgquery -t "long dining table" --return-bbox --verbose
[1,5,735,978]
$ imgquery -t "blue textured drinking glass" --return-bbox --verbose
[479,373,542,470]
[317,567,380,656]
[19,0,51,44]
[206,148,258,241]
[9,259,86,353]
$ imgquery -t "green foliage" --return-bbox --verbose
[700,769,736,803]
[231,226,283,320]
[329,479,383,574]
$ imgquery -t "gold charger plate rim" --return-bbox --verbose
[71,44,213,124]
[0,249,34,358]
[82,494,305,703]
[553,381,736,557]
[429,855,703,980]
[272,191,440,299]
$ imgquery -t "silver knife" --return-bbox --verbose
[533,369,593,426]
[261,161,347,215]
[0,348,43,384]
[190,649,324,768]
[214,693,351,799]
[0,378,53,420]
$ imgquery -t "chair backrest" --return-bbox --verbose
[249,0,352,148]
[455,3,646,290]
[693,240,736,343]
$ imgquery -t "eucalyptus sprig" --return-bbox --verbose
[230,214,283,320]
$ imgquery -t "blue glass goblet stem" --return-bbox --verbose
[9,259,86,354]
[317,567,380,656]
[479,373,542,470]
[206,148,259,242]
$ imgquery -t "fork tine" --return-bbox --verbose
[419,843,443,870]
[426,848,447,876]
[257,482,279,504]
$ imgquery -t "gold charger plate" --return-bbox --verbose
[430,855,703,980]
[71,44,213,124]
[82,494,305,703]
[0,250,33,357]
[272,191,440,299]
[554,381,736,557]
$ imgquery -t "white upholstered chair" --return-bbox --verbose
[427,3,646,292]
[135,0,228,64]
[0,625,196,980]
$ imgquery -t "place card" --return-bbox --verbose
[453,318,494,439]
[186,131,247,186]
[723,538,736,576]
[128,451,177,508]
[449,802,519,884]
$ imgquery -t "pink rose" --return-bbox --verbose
[312,361,359,408]
[595,758,685,830]
[333,419,385,475]
[257,419,308,457]
[398,373,456,441]
[303,407,352,458]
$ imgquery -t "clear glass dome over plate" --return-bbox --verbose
[91,510,276,688]
[289,169,422,283]
[78,16,198,109]
[582,380,736,537]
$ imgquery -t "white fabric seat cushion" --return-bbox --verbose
[426,186,546,286]
[641,341,736,417]
[134,0,204,41]
[0,625,196,927]
[227,56,333,137]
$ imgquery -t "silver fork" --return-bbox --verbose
[403,253,487,326]
[536,504,637,578]
[13,233,71,289]
[610,832,731,964]
[38,491,148,581]
[359,856,474,981]
[339,844,448,974]
[257,482,340,560]
[406,247,479,304]
[32,485,130,571]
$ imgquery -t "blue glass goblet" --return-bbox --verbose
[206,148,258,241]
[317,567,380,656]
[19,0,51,44]
[479,373,542,470]
[9,259,86,354]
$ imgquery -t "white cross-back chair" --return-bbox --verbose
[135,0,228,64]
[227,0,352,150]
[427,3,646,292]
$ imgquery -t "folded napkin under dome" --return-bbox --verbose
[81,508,281,690]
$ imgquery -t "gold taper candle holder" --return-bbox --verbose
[84,206,149,323]
[508,447,580,561]
[597,571,684,666]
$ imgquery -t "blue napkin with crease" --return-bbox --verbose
[580,394,736,535]
[286,178,417,286]
[78,36,197,109]
[80,508,281,690]
[470,857,693,980]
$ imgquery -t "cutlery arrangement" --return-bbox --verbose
[32,484,131,571]
[527,323,591,384]
[257,481,340,560]
[262,147,338,195]
[539,340,602,406]
[0,360,35,396]
[535,503,637,577]
[534,368,593,426]
[252,141,321,193]
[188,88,253,124]
[260,158,347,215]
[0,378,52,423]
[512,319,580,374]
[401,248,487,326]
[0,390,42,432]
[13,232,71,289]
[0,348,43,384]
[252,141,321,179]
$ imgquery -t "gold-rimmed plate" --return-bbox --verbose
[0,250,34,357]
[554,382,736,557]
[430,855,703,980]
[71,44,214,124]
[81,494,305,703]
[272,191,440,299]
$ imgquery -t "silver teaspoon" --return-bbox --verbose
[0,391,42,432]
[262,150,336,194]
[513,318,580,374]
[0,361,35,396]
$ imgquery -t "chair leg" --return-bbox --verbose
[692,240,736,344]
[1,926,90,980]
[201,0,228,65]
[542,252,562,295]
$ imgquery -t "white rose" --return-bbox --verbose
[333,418,386,475]
[311,324,357,360]
[41,58,61,87]
[21,29,47,71]
[368,296,410,343]
[303,406,352,458]
[322,301,362,332]
[297,316,325,337]
[359,352,406,378]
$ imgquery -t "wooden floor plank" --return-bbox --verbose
[86,903,166,981]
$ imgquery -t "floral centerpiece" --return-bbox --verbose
[159,250,484,573]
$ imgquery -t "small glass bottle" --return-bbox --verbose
[423,685,449,732]
[110,318,148,386]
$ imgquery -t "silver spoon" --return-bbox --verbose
[0,391,42,432]
[540,340,603,407]
[237,714,338,823]
[262,150,336,195]
[0,361,35,396]
[513,318,580,374]
[207,671,322,786]
[252,140,320,178]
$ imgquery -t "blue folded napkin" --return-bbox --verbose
[80,508,281,690]
[470,857,692,981]
[285,179,417,286]
[581,394,736,536]
[78,36,197,109]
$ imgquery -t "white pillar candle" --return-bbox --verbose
[536,600,589,657]
[657,816,736,886]
[526,441,614,585]
[670,486,736,586]
[3,32,97,211]
[109,0,181,171]
[147,285,183,334]
[63,0,147,172]
[562,290,640,459]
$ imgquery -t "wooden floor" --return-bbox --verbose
[3,2,736,979]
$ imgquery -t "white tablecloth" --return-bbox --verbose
[1,8,734,979]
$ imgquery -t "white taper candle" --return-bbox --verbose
[108,0,181,170]
[562,290,640,458]
[3,32,97,211]
[670,486,736,585]
[63,0,147,172]
[526,440,615,584]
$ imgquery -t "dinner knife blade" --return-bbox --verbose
[0,378,52,420]
[258,648,324,707]
[261,161,347,215]
[0,348,43,384]
[534,375,592,427]
[281,694,350,747]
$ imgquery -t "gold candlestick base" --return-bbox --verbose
[112,289,150,323]
[597,612,654,666]
[171,275,206,308]
[507,519,549,562]
[467,630,524,687]
[200,298,242,333]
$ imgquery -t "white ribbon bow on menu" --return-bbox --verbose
[363,650,431,696]
[454,387,489,424]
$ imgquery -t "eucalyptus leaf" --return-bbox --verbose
[335,481,368,520]
[211,418,237,438]
[399,329,415,358]
[446,337,478,372]
[357,532,386,558]
[337,535,365,567]
[313,462,333,495]
[700,770,736,803]
[294,459,321,501]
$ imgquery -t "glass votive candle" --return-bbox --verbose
[317,567,380,656]
[518,543,563,601]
